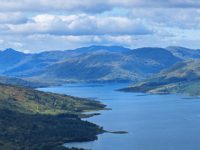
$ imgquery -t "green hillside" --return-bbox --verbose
[0,76,52,88]
[0,83,106,150]
[120,60,200,96]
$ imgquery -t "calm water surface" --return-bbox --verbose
[38,83,200,150]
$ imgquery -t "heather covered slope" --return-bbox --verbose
[0,83,106,149]
[121,60,200,96]
[0,83,105,115]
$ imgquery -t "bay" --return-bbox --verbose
[38,83,200,150]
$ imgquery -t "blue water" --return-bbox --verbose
[38,83,200,150]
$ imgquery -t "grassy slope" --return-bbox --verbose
[0,83,106,150]
[0,83,105,115]
[0,76,53,88]
[121,60,200,96]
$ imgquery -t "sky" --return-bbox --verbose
[1,0,200,52]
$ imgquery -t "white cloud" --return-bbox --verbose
[1,32,200,52]
[5,14,153,36]
[130,8,200,29]
[1,0,200,51]
[0,34,135,52]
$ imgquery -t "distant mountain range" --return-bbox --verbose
[2,45,200,149]
[120,60,200,96]
[2,45,196,84]
[166,46,200,60]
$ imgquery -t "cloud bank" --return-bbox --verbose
[0,0,200,52]
[1,0,200,13]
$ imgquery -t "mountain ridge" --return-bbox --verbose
[1,45,200,84]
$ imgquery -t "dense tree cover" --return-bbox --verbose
[0,83,105,149]
[0,109,103,150]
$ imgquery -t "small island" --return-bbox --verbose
[109,131,128,134]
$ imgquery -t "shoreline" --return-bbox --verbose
[0,83,108,150]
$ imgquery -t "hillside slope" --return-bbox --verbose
[2,46,129,78]
[0,48,28,73]
[121,60,200,96]
[0,83,106,149]
[36,47,181,83]
[167,46,200,60]
[0,76,51,88]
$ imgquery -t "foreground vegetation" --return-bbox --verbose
[0,83,106,149]
[0,109,103,150]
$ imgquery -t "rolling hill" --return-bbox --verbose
[0,76,52,88]
[0,83,106,149]
[120,60,200,96]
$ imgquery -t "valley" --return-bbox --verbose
[2,1,200,150]
[1,45,200,149]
